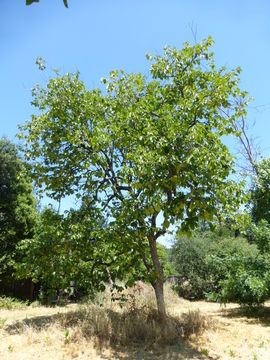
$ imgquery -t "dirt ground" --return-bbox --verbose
[0,298,269,360]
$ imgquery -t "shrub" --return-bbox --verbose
[211,255,270,307]
[171,231,262,303]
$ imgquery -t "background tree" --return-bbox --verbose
[232,105,270,258]
[249,158,270,223]
[20,38,248,317]
[0,138,37,282]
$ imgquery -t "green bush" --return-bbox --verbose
[171,230,266,305]
[210,254,270,306]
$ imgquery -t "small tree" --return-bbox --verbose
[20,38,247,317]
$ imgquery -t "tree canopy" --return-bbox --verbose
[20,38,248,316]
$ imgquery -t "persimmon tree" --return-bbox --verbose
[20,38,247,317]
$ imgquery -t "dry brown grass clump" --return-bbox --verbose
[180,309,216,339]
[59,305,182,346]
[54,283,215,347]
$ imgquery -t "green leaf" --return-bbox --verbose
[26,0,39,5]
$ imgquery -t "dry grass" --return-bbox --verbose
[180,309,217,339]
[0,284,270,359]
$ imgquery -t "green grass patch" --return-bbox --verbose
[0,296,29,310]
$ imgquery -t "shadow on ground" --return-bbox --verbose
[5,311,75,333]
[103,343,216,360]
[4,308,217,360]
[218,304,270,327]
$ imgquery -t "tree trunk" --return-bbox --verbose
[148,235,166,319]
[153,276,166,319]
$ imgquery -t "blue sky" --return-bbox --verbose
[1,0,270,144]
[1,0,270,220]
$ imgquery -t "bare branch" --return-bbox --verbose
[235,115,260,176]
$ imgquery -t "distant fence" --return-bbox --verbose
[166,275,181,285]
[0,274,38,301]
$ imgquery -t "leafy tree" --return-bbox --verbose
[0,138,37,280]
[247,219,270,254]
[250,158,270,223]
[20,38,248,317]
[26,0,68,7]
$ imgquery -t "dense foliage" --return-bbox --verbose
[0,138,37,279]
[248,219,270,254]
[171,226,270,307]
[213,254,270,306]
[251,158,270,223]
[171,229,257,299]
[16,206,148,303]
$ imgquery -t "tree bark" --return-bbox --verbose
[148,235,166,319]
